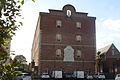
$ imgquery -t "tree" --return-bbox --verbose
[0,0,36,50]
[0,52,22,80]
[0,0,35,79]
[0,0,23,79]
[0,0,23,49]
[0,62,21,80]
[14,55,28,71]
[96,51,104,72]
[14,55,27,64]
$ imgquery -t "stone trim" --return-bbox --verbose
[41,43,95,48]
[40,60,95,62]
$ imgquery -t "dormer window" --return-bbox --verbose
[67,10,71,17]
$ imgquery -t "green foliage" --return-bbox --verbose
[32,0,36,2]
[0,0,35,79]
[20,0,36,5]
[14,55,27,64]
[0,0,23,48]
[0,52,22,80]
[0,63,21,80]
[96,55,102,67]
[0,0,22,79]
[96,52,103,67]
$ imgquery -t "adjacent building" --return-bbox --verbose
[31,4,96,75]
[97,44,120,74]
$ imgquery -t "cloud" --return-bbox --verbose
[102,19,120,31]
[97,33,114,49]
[96,19,120,49]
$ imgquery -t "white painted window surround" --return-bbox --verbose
[67,10,71,17]
[76,22,81,28]
[76,35,81,42]
[76,50,82,58]
[56,49,62,56]
[56,20,62,27]
[56,34,62,41]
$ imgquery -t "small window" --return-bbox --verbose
[76,50,82,58]
[56,20,62,27]
[56,34,62,41]
[76,35,81,42]
[112,46,115,50]
[112,50,115,55]
[67,10,71,17]
[56,49,62,57]
[76,22,81,28]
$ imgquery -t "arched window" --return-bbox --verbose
[67,10,71,17]
[56,49,62,57]
[76,35,81,42]
[76,22,81,28]
[56,34,62,41]
[56,20,62,27]
[76,50,82,58]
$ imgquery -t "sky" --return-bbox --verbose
[11,0,120,63]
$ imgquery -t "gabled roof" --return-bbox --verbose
[97,44,113,55]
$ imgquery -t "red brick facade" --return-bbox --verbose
[97,44,120,74]
[31,4,96,75]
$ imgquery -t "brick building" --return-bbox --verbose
[97,43,120,74]
[31,4,96,75]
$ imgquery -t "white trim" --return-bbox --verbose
[40,60,95,62]
[41,43,95,48]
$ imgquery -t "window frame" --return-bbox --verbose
[76,35,81,42]
[56,34,62,41]
[56,49,62,57]
[56,20,62,28]
[67,10,72,17]
[76,22,81,29]
[76,50,82,58]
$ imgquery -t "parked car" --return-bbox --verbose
[94,73,105,80]
[86,74,93,79]
[0,74,2,78]
[115,74,120,80]
[41,73,50,78]
[16,73,32,80]
[64,73,72,78]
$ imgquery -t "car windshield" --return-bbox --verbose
[24,73,30,76]
[99,73,103,75]
[117,74,120,77]
[42,73,48,75]
[17,74,23,76]
[95,73,104,75]
[18,73,30,76]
